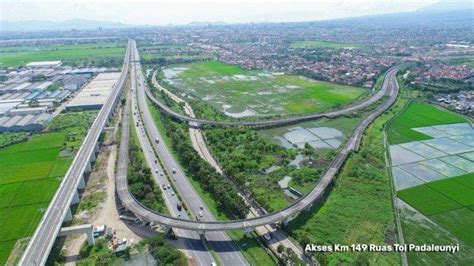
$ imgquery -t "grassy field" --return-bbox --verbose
[399,198,474,265]
[290,41,363,49]
[398,173,474,245]
[0,42,126,67]
[0,111,96,264]
[387,101,466,145]
[161,60,365,116]
[139,44,213,62]
[284,96,405,265]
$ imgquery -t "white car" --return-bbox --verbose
[171,191,175,196]
[198,211,203,217]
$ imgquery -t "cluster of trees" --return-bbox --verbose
[128,126,165,213]
[146,235,187,265]
[149,89,249,218]
[77,238,129,265]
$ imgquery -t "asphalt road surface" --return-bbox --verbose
[129,41,248,265]
[125,44,216,265]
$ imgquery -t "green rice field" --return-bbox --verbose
[290,41,363,49]
[398,173,474,245]
[161,61,366,116]
[0,42,126,67]
[387,101,466,145]
[0,111,96,264]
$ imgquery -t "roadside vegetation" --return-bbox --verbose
[146,89,249,218]
[128,115,166,213]
[75,235,185,265]
[0,111,96,264]
[0,132,28,148]
[284,97,404,265]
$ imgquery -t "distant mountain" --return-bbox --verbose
[322,1,473,26]
[417,0,473,13]
[0,18,134,32]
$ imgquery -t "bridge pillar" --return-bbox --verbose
[89,152,96,163]
[64,208,73,222]
[305,203,313,212]
[282,217,290,226]
[84,162,92,173]
[71,190,80,205]
[78,176,86,190]
[86,228,95,246]
[197,231,206,239]
[94,143,100,153]
[244,227,254,237]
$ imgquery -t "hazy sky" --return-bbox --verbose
[2,0,440,25]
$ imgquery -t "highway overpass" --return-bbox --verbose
[19,41,132,265]
[116,44,401,232]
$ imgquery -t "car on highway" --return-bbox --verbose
[171,191,175,196]
[263,232,273,241]
[167,184,171,189]
[198,211,203,217]
[155,168,159,173]
[155,137,160,144]
[172,168,177,174]
[162,184,167,190]
[177,203,182,211]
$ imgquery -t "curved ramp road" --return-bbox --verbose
[145,66,399,128]
[116,41,400,231]
[20,41,132,265]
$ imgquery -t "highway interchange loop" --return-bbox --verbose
[117,41,401,231]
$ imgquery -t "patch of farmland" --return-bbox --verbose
[430,207,474,246]
[162,61,365,116]
[440,155,474,172]
[387,101,466,145]
[0,42,126,67]
[397,185,462,215]
[0,132,65,153]
[0,111,96,264]
[398,198,474,265]
[426,176,474,206]
[420,159,467,177]
[461,151,474,162]
[282,126,344,150]
[422,137,474,155]
[10,178,61,207]
[400,141,447,159]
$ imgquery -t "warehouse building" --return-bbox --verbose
[26,61,62,68]
[66,72,120,110]
[0,113,52,132]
